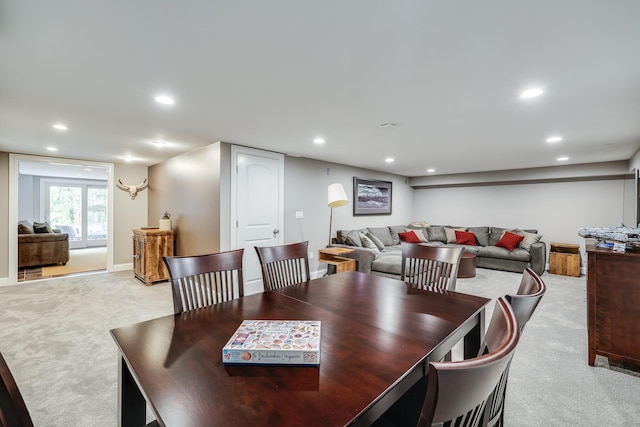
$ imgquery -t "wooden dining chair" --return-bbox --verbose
[255,241,310,291]
[482,268,546,427]
[417,297,520,427]
[162,248,245,314]
[0,352,34,427]
[401,242,464,291]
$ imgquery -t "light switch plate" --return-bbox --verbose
[295,211,303,219]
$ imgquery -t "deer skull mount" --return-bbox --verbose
[117,178,148,200]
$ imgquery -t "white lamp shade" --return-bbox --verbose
[328,183,348,208]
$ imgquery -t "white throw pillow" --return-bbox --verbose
[444,227,466,243]
[517,230,542,250]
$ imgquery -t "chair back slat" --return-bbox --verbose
[483,268,546,427]
[0,352,34,427]
[163,249,244,314]
[255,241,310,291]
[401,243,464,291]
[418,297,520,427]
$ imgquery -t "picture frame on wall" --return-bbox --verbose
[353,177,392,216]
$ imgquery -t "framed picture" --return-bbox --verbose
[353,177,392,216]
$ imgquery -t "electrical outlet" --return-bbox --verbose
[309,250,314,259]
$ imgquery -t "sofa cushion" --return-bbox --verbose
[389,225,407,245]
[496,231,525,251]
[368,227,394,246]
[18,220,34,234]
[345,230,365,247]
[455,230,476,245]
[478,245,531,262]
[366,232,386,251]
[398,231,422,243]
[371,250,403,276]
[467,226,490,247]
[359,233,380,254]
[427,226,448,242]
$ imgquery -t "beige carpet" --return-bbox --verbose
[18,247,108,281]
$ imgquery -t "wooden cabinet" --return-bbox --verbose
[586,244,640,366]
[549,242,581,276]
[132,228,174,286]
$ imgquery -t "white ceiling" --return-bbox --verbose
[1,1,639,178]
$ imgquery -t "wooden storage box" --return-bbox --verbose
[549,242,581,276]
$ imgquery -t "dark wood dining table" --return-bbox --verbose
[110,271,489,427]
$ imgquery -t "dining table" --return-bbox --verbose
[110,271,490,427]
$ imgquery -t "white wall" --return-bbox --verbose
[413,178,636,267]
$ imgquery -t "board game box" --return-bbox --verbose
[222,320,321,366]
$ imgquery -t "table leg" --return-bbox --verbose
[463,310,485,359]
[118,356,147,427]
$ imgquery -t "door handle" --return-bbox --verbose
[273,229,280,236]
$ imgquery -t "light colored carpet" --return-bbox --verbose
[0,269,638,426]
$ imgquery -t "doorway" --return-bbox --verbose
[230,146,284,295]
[8,154,115,285]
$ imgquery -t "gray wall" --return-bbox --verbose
[148,143,226,256]
[284,157,413,271]
[113,163,148,266]
[146,147,413,274]
[412,178,636,267]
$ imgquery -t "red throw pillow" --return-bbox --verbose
[398,230,422,243]
[455,230,476,246]
[495,231,525,251]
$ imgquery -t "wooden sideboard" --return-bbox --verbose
[586,244,640,366]
[132,228,174,286]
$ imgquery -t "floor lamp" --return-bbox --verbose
[328,183,348,246]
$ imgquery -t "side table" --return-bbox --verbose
[318,247,356,274]
[457,252,477,278]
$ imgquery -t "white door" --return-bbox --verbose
[231,146,284,295]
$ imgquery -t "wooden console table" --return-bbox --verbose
[318,247,356,274]
[586,244,640,366]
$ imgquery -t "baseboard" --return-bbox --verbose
[0,277,9,287]
[111,263,133,272]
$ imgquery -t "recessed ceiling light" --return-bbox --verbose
[546,136,563,143]
[154,95,175,105]
[313,138,325,144]
[122,156,134,162]
[520,88,544,99]
[379,123,397,129]
[46,146,58,152]
[427,168,435,173]
[152,140,167,146]
[557,156,569,162]
[385,157,394,163]
[84,168,92,171]
[52,123,68,131]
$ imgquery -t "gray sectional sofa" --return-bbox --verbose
[330,224,546,278]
